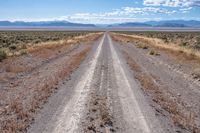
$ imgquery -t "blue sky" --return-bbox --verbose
[0,0,200,24]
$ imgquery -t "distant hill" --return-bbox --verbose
[109,20,200,28]
[155,23,187,27]
[146,20,200,27]
[0,21,96,27]
[0,20,200,28]
[112,22,151,27]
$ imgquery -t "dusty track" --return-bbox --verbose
[28,33,167,133]
[3,32,197,132]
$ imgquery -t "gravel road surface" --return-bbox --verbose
[28,33,175,133]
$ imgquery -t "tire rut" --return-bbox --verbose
[80,37,117,133]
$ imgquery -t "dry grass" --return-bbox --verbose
[0,33,102,82]
[0,33,102,132]
[0,32,102,59]
[24,33,101,55]
[0,32,102,132]
[111,33,200,61]
[119,31,200,50]
[123,51,199,132]
[0,47,91,132]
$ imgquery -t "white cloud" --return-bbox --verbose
[143,0,200,7]
[179,7,193,13]
[179,7,193,10]
[7,7,184,24]
[60,7,176,24]
[122,7,176,15]
[72,7,176,18]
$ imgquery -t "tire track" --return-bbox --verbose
[108,35,163,133]
[28,33,166,133]
[80,35,116,133]
[44,34,105,133]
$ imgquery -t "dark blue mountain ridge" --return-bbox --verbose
[109,20,200,27]
[0,20,200,27]
[112,22,152,27]
[145,20,200,27]
[0,20,96,27]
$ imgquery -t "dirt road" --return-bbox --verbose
[27,33,176,133]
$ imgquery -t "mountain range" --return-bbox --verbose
[110,20,200,27]
[0,20,200,28]
[0,21,95,27]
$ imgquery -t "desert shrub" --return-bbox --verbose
[21,44,27,49]
[20,50,27,55]
[179,42,188,47]
[136,44,149,49]
[0,49,7,61]
[194,44,200,50]
[149,50,155,55]
[9,44,17,50]
[161,36,168,43]
[149,50,160,56]
[34,39,41,44]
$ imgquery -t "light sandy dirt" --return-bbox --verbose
[111,33,200,133]
[28,33,172,133]
[0,34,101,132]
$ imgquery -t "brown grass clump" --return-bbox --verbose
[148,50,160,56]
[123,51,199,132]
[0,48,7,62]
[1,98,30,132]
[5,65,26,73]
[136,43,149,49]
[192,68,200,79]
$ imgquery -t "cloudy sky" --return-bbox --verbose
[0,0,200,24]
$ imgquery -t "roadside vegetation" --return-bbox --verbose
[112,31,200,60]
[0,31,92,59]
[116,31,200,50]
[0,31,102,132]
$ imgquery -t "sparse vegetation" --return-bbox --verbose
[0,31,89,49]
[0,31,95,60]
[111,32,200,60]
[115,31,200,50]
